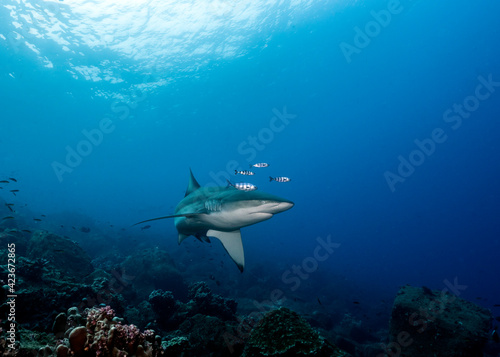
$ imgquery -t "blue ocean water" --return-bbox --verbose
[1,0,500,335]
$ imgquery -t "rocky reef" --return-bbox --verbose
[387,285,492,357]
[118,248,187,302]
[5,300,343,356]
[146,281,237,330]
[27,231,94,279]
[3,225,497,357]
[0,229,96,332]
[1,278,345,357]
[243,307,349,357]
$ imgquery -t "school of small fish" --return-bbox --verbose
[229,163,291,191]
[0,177,19,196]
[1,177,21,221]
[0,177,57,226]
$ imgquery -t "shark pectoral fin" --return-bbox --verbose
[207,229,245,272]
[132,213,200,227]
[178,233,189,245]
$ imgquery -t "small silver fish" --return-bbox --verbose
[227,180,257,191]
[269,176,291,183]
[235,170,254,176]
[250,163,269,168]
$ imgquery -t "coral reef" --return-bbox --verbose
[143,282,238,333]
[122,301,157,331]
[27,231,94,279]
[148,289,178,320]
[178,313,238,356]
[388,285,492,357]
[44,303,244,357]
[52,307,85,338]
[5,222,497,357]
[187,281,238,321]
[56,306,159,357]
[19,257,50,282]
[9,275,94,331]
[0,229,130,332]
[242,307,349,357]
[161,336,189,355]
[148,289,183,330]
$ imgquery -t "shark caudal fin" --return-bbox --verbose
[207,229,245,272]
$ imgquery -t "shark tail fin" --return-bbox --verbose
[207,229,244,272]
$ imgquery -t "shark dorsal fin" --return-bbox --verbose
[185,168,201,197]
[207,229,245,272]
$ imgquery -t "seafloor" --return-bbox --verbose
[0,216,498,356]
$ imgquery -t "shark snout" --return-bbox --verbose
[276,201,294,212]
[263,200,294,214]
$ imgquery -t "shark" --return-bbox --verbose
[134,169,294,272]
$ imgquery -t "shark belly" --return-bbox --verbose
[203,210,273,231]
[176,210,273,234]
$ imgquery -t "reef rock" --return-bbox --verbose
[187,281,237,321]
[123,301,157,330]
[149,289,178,319]
[148,289,186,329]
[15,281,93,331]
[162,336,190,355]
[0,229,30,256]
[243,307,349,357]
[27,231,94,279]
[11,329,56,357]
[147,283,238,332]
[120,248,186,301]
[178,313,236,355]
[388,285,492,357]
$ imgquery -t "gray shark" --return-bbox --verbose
[134,170,294,271]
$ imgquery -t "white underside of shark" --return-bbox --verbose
[134,169,294,271]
